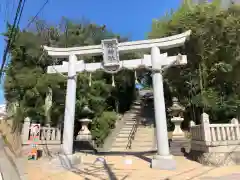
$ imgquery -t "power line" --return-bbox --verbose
[24,0,49,29]
[0,0,26,78]
[9,0,27,50]
[16,0,26,32]
[0,0,50,79]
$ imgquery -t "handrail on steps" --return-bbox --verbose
[126,102,140,150]
[126,118,138,149]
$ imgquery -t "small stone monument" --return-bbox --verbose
[168,97,185,138]
[75,105,95,151]
[76,118,92,141]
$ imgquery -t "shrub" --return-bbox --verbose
[90,111,117,147]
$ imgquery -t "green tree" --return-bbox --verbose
[149,1,240,123]
[4,18,136,146]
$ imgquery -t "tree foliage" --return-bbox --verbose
[4,18,136,146]
[149,1,240,123]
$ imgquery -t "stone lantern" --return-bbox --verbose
[168,97,185,138]
[76,105,93,141]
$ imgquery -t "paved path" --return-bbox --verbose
[0,135,21,180]
[200,174,240,180]
[22,153,240,180]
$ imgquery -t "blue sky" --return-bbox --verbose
[0,0,182,104]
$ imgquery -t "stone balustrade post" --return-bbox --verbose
[231,118,240,139]
[189,120,196,134]
[21,117,31,144]
[231,118,239,124]
[190,120,196,127]
[201,113,211,143]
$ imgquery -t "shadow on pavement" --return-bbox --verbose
[96,150,156,164]
[57,152,131,180]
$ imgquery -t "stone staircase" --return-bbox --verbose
[110,100,189,154]
[130,126,155,152]
[110,103,141,152]
[110,100,156,152]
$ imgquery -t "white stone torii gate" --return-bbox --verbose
[43,30,191,169]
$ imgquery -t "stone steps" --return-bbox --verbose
[110,102,157,152]
[132,146,153,150]
[133,138,154,143]
[116,133,131,138]
[110,104,141,151]
[131,139,153,144]
[134,133,154,138]
[128,147,155,152]
[132,138,153,142]
[111,143,127,148]
[119,129,132,133]
[129,126,155,151]
[114,138,129,142]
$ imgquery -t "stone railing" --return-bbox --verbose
[209,122,240,143]
[189,113,240,166]
[21,117,62,145]
[190,113,240,149]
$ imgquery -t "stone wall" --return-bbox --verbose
[0,119,22,156]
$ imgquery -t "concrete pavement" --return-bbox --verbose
[22,153,240,180]
[0,135,239,180]
[0,135,22,180]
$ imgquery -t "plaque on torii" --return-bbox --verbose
[43,30,191,170]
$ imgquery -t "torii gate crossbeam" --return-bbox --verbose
[43,30,191,57]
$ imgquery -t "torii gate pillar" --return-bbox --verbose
[151,47,174,169]
[62,54,77,155]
